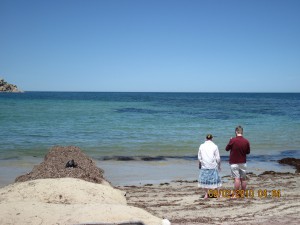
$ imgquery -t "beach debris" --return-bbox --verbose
[162,218,171,225]
[65,159,77,168]
[259,171,293,176]
[15,146,105,184]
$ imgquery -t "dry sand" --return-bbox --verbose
[119,172,300,225]
[0,178,162,225]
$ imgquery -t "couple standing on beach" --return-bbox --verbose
[198,125,251,199]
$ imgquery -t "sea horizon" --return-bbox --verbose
[5,90,300,93]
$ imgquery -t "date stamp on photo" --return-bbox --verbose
[208,189,281,198]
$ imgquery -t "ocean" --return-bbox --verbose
[1,92,300,186]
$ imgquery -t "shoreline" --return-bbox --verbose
[0,157,297,188]
[0,155,298,188]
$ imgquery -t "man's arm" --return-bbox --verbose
[225,139,233,151]
[246,141,250,154]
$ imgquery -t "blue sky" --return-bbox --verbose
[1,0,299,92]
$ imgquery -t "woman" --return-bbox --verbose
[198,134,222,199]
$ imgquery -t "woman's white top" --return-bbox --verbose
[198,140,221,169]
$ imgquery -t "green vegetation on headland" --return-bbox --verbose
[0,78,23,92]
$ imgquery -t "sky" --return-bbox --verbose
[0,0,300,92]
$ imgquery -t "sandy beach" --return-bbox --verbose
[0,146,299,224]
[120,172,300,224]
[1,172,299,225]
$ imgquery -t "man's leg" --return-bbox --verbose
[241,178,247,191]
[234,178,241,190]
[240,164,247,191]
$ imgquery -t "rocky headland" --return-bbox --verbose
[0,78,23,92]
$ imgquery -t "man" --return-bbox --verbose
[198,134,222,199]
[226,126,250,193]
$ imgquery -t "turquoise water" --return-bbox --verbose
[1,92,300,186]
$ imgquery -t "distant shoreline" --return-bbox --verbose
[2,91,300,94]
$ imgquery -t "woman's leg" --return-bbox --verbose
[204,188,208,199]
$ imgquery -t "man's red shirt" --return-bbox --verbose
[226,136,250,164]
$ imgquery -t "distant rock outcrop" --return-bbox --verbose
[278,157,300,173]
[0,78,23,92]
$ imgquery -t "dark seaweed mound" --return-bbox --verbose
[15,146,105,184]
